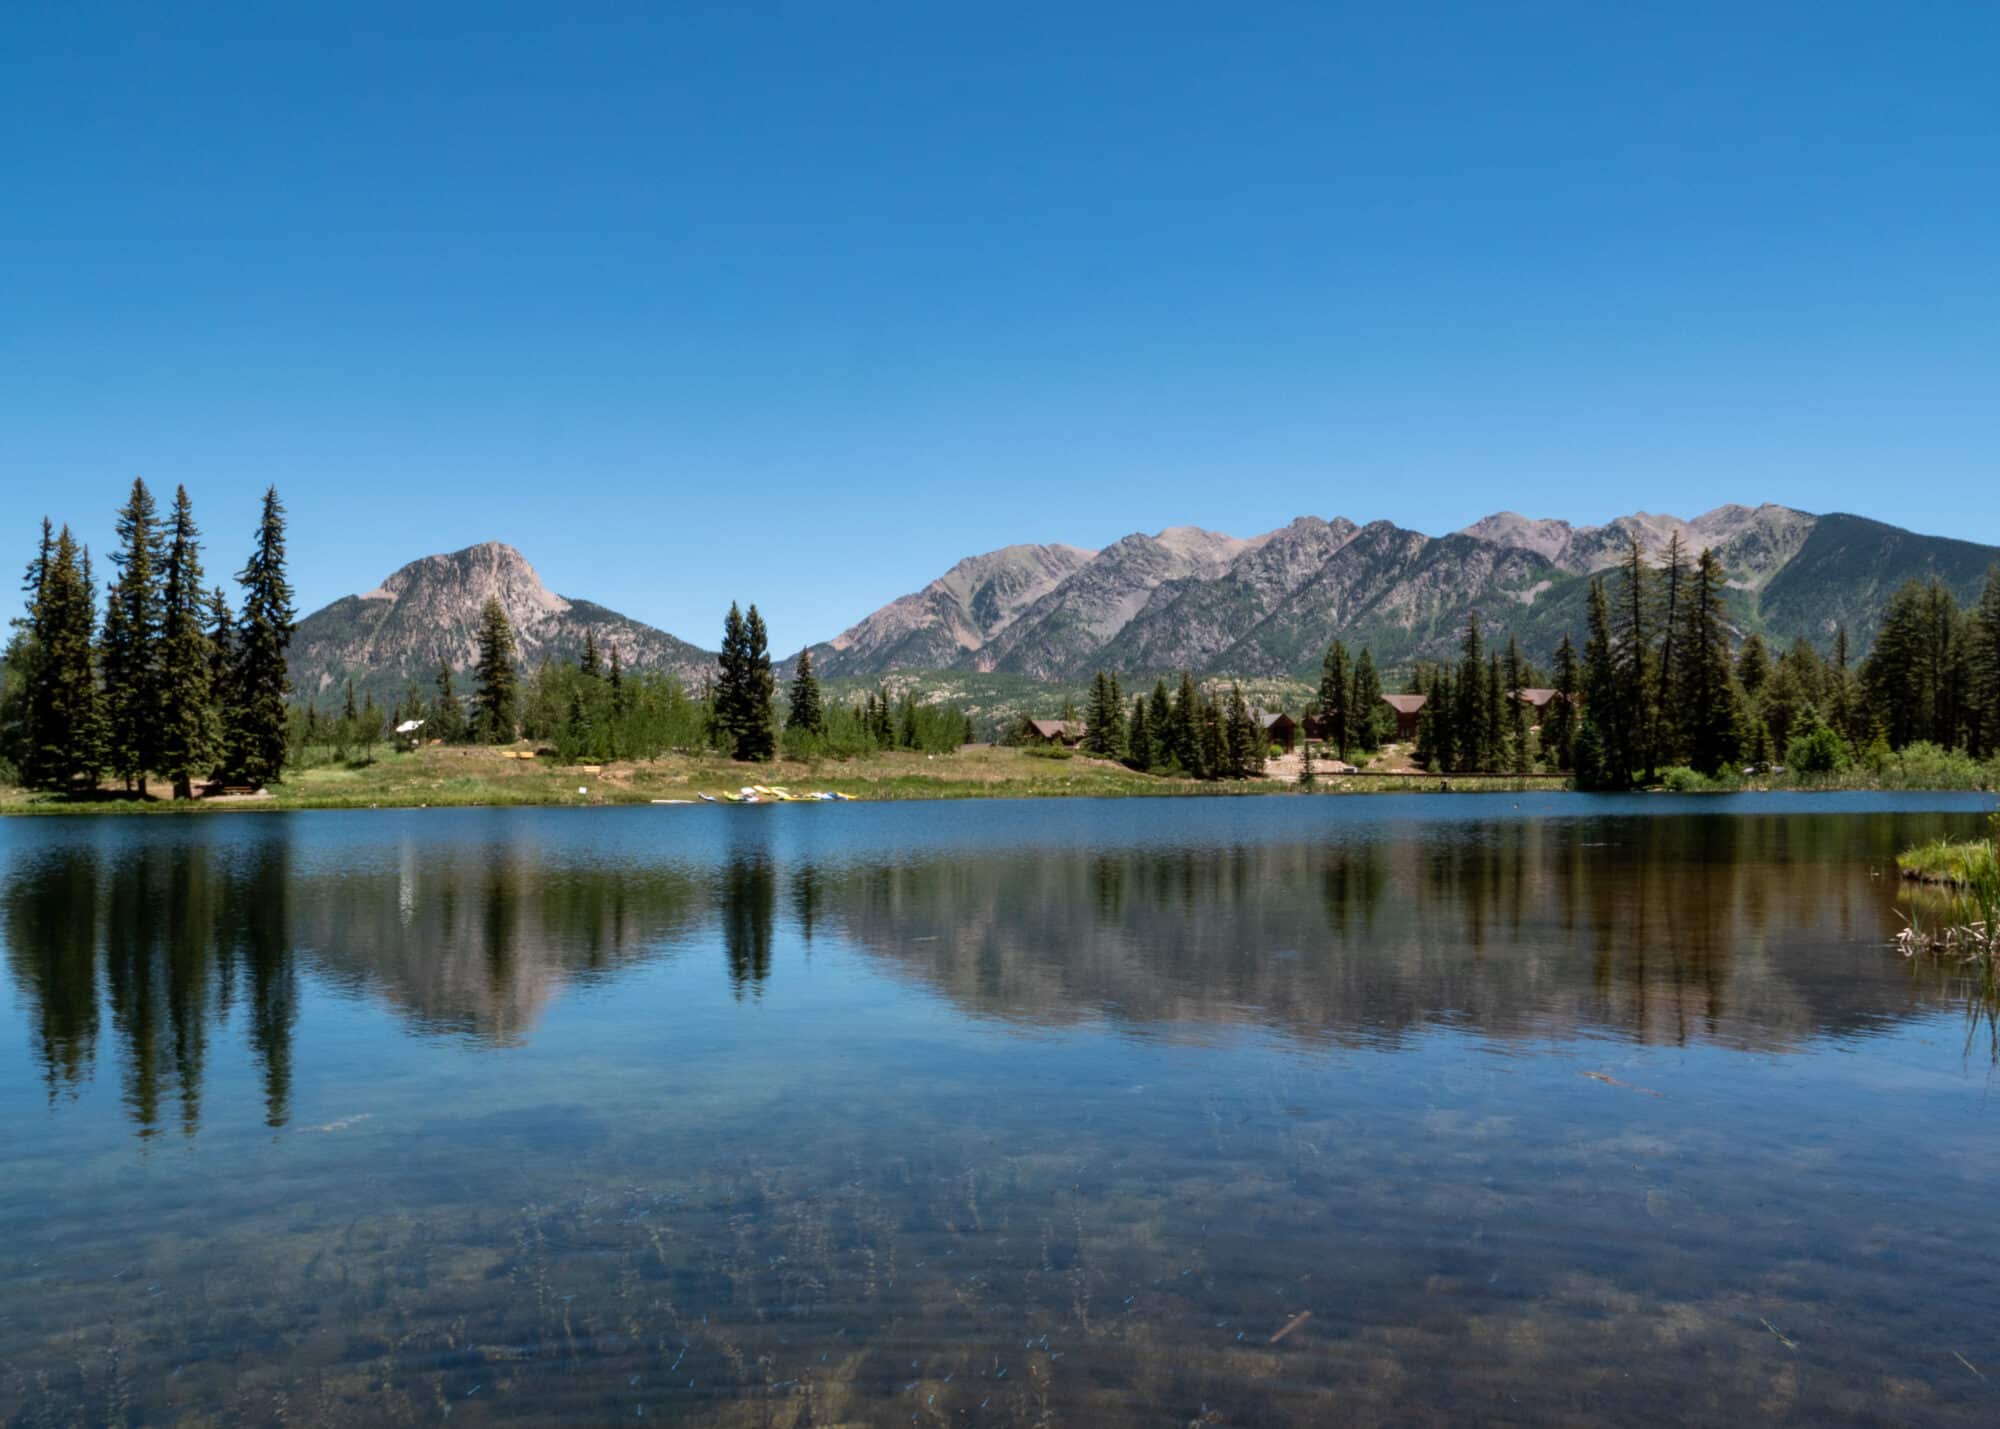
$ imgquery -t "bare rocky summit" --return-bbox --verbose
[292,542,712,705]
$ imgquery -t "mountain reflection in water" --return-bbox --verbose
[3,798,1998,1426]
[3,802,1978,1135]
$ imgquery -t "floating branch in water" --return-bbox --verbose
[1580,1071,1663,1098]
[1269,1310,1311,1344]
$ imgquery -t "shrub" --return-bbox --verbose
[1786,725,1847,777]
[1022,744,1075,761]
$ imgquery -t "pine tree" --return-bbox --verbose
[1967,564,2000,758]
[1350,648,1384,750]
[1484,654,1504,770]
[715,603,747,750]
[1412,672,1439,771]
[1317,640,1352,757]
[229,487,295,784]
[22,528,104,790]
[473,597,519,743]
[1675,548,1738,774]
[157,486,220,799]
[104,478,164,793]
[1298,736,1316,788]
[1862,578,1960,748]
[204,585,233,773]
[739,605,776,760]
[1198,690,1226,779]
[1548,634,1579,770]
[1504,636,1528,768]
[1653,533,1690,762]
[1614,535,1657,781]
[1223,683,1261,777]
[8,519,55,783]
[712,604,777,760]
[431,659,466,743]
[1149,680,1173,762]
[786,647,825,733]
[1083,670,1125,756]
[609,646,629,718]
[1455,615,1487,770]
[1428,669,1458,772]
[580,629,601,678]
[1581,576,1623,786]
[1171,672,1202,776]
[1127,695,1153,769]
[1735,634,1770,703]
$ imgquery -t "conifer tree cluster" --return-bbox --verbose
[1027,670,1268,779]
[2,482,294,796]
[713,602,776,761]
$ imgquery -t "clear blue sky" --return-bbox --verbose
[5,2,1996,654]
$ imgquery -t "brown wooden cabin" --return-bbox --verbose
[1255,711,1297,754]
[1022,718,1088,747]
[1380,693,1427,742]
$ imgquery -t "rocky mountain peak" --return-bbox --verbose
[292,543,710,703]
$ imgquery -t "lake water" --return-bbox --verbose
[3,793,1998,1425]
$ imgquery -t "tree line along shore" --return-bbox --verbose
[4,483,2000,810]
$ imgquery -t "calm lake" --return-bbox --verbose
[3,794,1998,1425]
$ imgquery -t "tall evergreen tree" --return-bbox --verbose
[580,629,601,678]
[473,597,519,743]
[1652,533,1690,761]
[608,646,630,720]
[1148,679,1172,763]
[1967,564,2000,758]
[786,646,825,733]
[1613,535,1658,780]
[103,478,164,793]
[1455,615,1487,770]
[1170,672,1202,776]
[1223,683,1261,776]
[1862,577,1961,749]
[1484,654,1504,770]
[740,605,776,760]
[431,659,466,743]
[1735,634,1770,703]
[1198,690,1226,779]
[1503,637,1529,771]
[7,519,56,782]
[1317,640,1353,757]
[1547,634,1579,771]
[1350,648,1384,750]
[20,528,103,790]
[204,585,233,772]
[229,487,295,784]
[1082,671,1116,756]
[1127,695,1152,769]
[1675,547,1738,774]
[157,486,220,799]
[1580,576,1623,786]
[714,602,776,760]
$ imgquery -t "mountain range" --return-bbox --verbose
[807,504,1998,681]
[291,507,2000,704]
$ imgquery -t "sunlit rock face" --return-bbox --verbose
[292,541,713,702]
[801,503,1997,678]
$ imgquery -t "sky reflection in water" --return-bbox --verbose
[2,794,1997,1425]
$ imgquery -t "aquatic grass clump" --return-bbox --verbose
[1894,813,2000,968]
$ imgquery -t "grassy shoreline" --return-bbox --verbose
[6,739,1997,816]
[0,742,1573,813]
